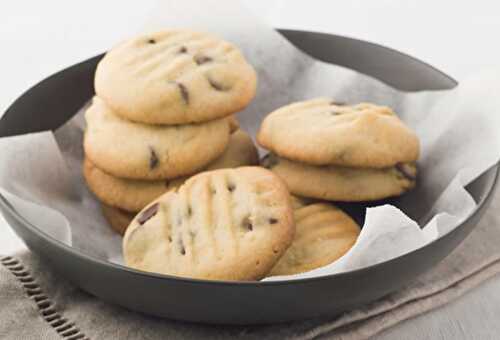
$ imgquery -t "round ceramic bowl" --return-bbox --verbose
[0,30,497,325]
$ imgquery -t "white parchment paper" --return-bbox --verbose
[1,0,499,281]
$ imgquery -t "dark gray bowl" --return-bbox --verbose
[0,30,497,325]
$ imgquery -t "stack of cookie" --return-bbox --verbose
[83,29,258,235]
[258,98,420,202]
[122,167,361,281]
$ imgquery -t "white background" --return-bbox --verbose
[1,1,500,338]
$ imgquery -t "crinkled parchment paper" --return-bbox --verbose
[1,0,499,281]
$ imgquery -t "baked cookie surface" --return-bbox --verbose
[101,204,134,236]
[95,29,257,125]
[84,130,259,212]
[257,98,420,168]
[123,167,294,281]
[270,203,360,276]
[84,97,230,180]
[262,154,416,201]
[227,114,240,133]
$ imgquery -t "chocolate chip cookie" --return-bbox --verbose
[262,153,416,201]
[84,130,259,212]
[123,167,295,281]
[84,97,230,180]
[95,29,257,125]
[257,98,420,168]
[270,202,360,276]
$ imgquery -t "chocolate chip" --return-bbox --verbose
[178,46,188,53]
[149,147,159,170]
[261,154,279,169]
[148,39,156,44]
[395,163,416,180]
[207,76,231,91]
[177,82,189,104]
[335,150,348,162]
[187,205,192,217]
[331,100,346,106]
[269,218,278,224]
[227,183,236,192]
[242,216,253,231]
[194,55,213,65]
[165,180,169,187]
[179,239,186,255]
[137,203,159,225]
[168,236,172,242]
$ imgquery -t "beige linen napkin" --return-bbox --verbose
[2,188,500,340]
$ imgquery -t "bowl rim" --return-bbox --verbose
[2,165,498,287]
[0,29,496,287]
[279,29,458,89]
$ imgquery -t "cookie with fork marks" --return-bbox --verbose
[123,167,294,281]
[84,97,230,180]
[270,202,360,276]
[84,130,259,212]
[95,29,257,125]
[257,98,419,168]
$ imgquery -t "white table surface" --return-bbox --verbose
[2,1,500,339]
